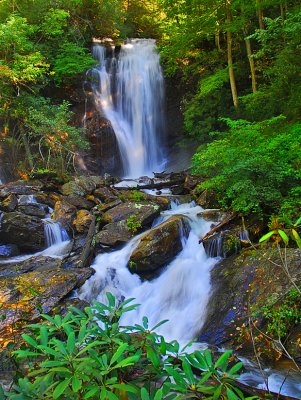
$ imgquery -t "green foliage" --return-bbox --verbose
[53,43,97,84]
[184,69,231,139]
[128,190,146,202]
[126,215,142,234]
[259,215,301,248]
[3,294,254,400]
[191,117,301,215]
[262,288,301,338]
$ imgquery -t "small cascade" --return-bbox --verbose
[79,202,216,344]
[43,219,69,247]
[88,39,166,178]
[205,233,223,258]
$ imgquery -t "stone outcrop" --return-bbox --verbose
[129,215,190,274]
[102,201,161,226]
[0,212,45,252]
[199,248,301,362]
[95,220,132,247]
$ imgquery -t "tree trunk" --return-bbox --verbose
[256,0,265,29]
[225,0,239,109]
[245,37,257,93]
[20,128,34,169]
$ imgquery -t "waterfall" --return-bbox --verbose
[79,202,217,344]
[43,219,68,247]
[90,39,166,178]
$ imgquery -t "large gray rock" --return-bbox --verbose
[18,203,48,218]
[199,248,301,361]
[95,220,132,247]
[0,212,45,252]
[129,215,190,274]
[61,176,105,197]
[0,194,18,212]
[53,199,77,230]
[0,262,94,341]
[102,201,161,226]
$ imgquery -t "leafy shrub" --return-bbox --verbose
[191,117,301,216]
[3,294,254,400]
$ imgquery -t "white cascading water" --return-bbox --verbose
[79,202,217,344]
[90,39,165,178]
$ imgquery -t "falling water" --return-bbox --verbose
[79,202,217,343]
[89,39,166,178]
[43,219,69,247]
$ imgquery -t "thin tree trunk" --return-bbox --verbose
[256,0,265,29]
[215,30,221,51]
[245,37,257,93]
[225,0,239,109]
[21,133,34,169]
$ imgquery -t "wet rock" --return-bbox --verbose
[196,189,218,209]
[73,210,93,234]
[18,203,48,218]
[0,264,94,338]
[95,220,132,247]
[0,255,62,277]
[198,209,226,223]
[66,196,95,210]
[199,248,301,361]
[184,175,200,191]
[0,244,20,259]
[129,215,190,274]
[94,187,118,203]
[35,192,62,208]
[203,231,241,258]
[0,194,18,212]
[61,180,86,197]
[170,185,185,195]
[102,201,161,227]
[0,212,45,252]
[96,199,122,213]
[0,181,44,197]
[53,199,77,230]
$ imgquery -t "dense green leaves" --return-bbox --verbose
[3,294,252,400]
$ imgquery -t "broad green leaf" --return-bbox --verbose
[226,387,240,400]
[147,346,160,368]
[278,229,289,245]
[106,292,116,307]
[84,386,99,398]
[111,383,138,394]
[112,354,140,369]
[228,362,243,376]
[142,316,149,329]
[214,350,232,372]
[40,326,48,347]
[53,378,71,399]
[110,342,128,365]
[72,376,82,392]
[141,387,150,400]
[213,384,222,400]
[182,359,195,384]
[154,388,163,400]
[295,216,301,226]
[150,319,169,331]
[67,331,76,354]
[22,334,37,347]
[259,230,275,243]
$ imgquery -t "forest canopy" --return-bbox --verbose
[0,0,300,217]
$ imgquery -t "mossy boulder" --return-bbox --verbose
[73,210,93,233]
[102,202,161,227]
[53,199,77,230]
[0,194,18,212]
[129,215,190,274]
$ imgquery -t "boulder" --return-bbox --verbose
[102,202,161,227]
[65,196,95,210]
[0,263,94,340]
[0,212,45,252]
[18,203,48,218]
[53,199,77,230]
[73,210,93,233]
[197,209,226,223]
[61,176,105,197]
[183,175,200,191]
[199,248,301,361]
[129,215,190,274]
[196,189,219,209]
[0,194,18,212]
[0,255,62,277]
[0,181,44,197]
[94,187,118,203]
[203,231,241,258]
[95,220,132,247]
[96,199,122,213]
